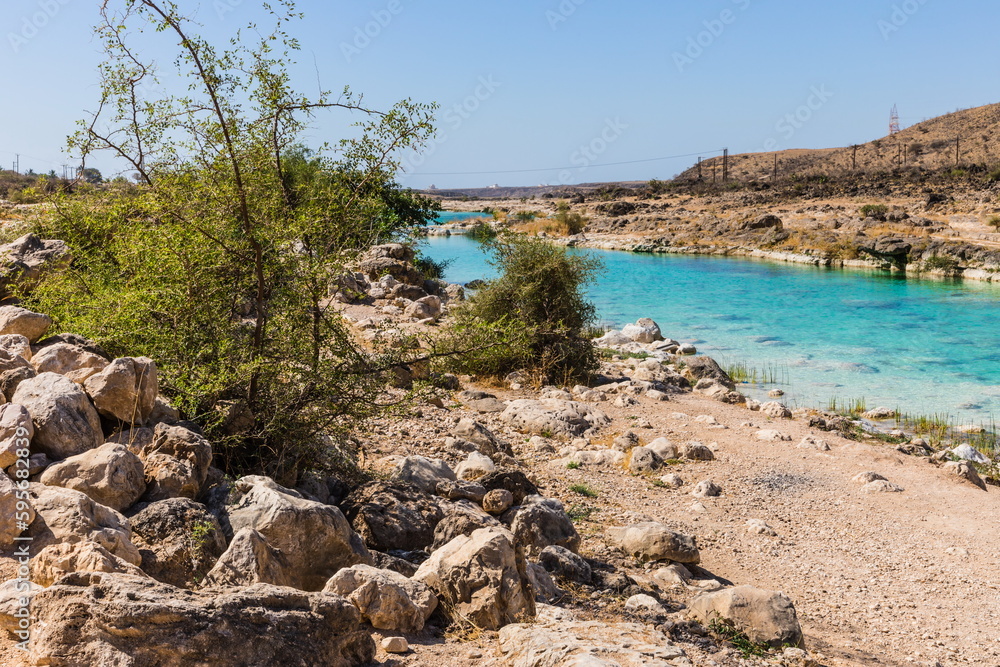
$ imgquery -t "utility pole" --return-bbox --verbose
[852,145,858,170]
[722,148,729,183]
[773,153,778,182]
[903,144,907,165]
[956,137,961,167]
[697,157,702,181]
[13,155,19,174]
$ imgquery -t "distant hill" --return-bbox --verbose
[678,102,1000,183]
[419,181,646,200]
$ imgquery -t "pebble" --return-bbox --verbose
[382,637,409,654]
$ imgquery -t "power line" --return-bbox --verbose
[409,149,725,177]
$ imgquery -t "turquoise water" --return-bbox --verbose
[433,211,490,224]
[424,234,1000,423]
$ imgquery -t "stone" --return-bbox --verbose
[756,429,792,442]
[677,343,697,355]
[479,469,540,505]
[687,585,803,648]
[760,402,792,419]
[404,295,442,321]
[862,480,904,493]
[414,527,535,630]
[39,443,144,511]
[768,389,785,398]
[647,437,678,460]
[680,442,715,461]
[0,306,51,343]
[613,431,640,451]
[798,435,831,451]
[659,473,684,488]
[852,471,887,485]
[692,480,722,498]
[746,519,778,536]
[203,527,292,588]
[0,234,72,295]
[340,481,444,553]
[0,334,31,361]
[129,497,228,588]
[625,593,667,616]
[148,395,181,424]
[682,355,735,390]
[30,540,148,586]
[621,318,663,344]
[435,480,487,504]
[539,545,592,584]
[325,564,437,633]
[526,562,562,603]
[499,619,686,666]
[614,394,639,408]
[0,350,35,401]
[455,451,496,481]
[510,497,581,557]
[393,455,456,493]
[431,500,501,551]
[628,446,662,474]
[12,372,103,459]
[0,577,43,635]
[500,399,611,438]
[382,637,409,654]
[30,342,109,382]
[135,422,213,501]
[83,357,158,423]
[944,460,988,491]
[0,473,33,544]
[863,407,897,420]
[483,488,514,514]
[0,403,32,469]
[27,572,375,666]
[605,522,700,564]
[454,418,513,458]
[27,484,141,565]
[951,444,990,464]
[228,476,372,591]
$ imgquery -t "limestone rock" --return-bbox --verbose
[0,334,31,362]
[680,442,715,461]
[27,484,140,565]
[798,435,830,451]
[760,402,792,419]
[510,497,581,557]
[625,593,667,616]
[479,469,540,505]
[455,451,496,481]
[852,471,887,485]
[12,372,102,459]
[500,399,611,438]
[951,444,990,465]
[606,522,700,564]
[341,481,444,553]
[30,342,109,382]
[228,476,372,591]
[454,418,513,458]
[687,585,803,648]
[431,500,501,551]
[83,357,158,423]
[0,473,33,544]
[944,460,988,491]
[129,498,227,588]
[382,637,409,654]
[482,488,514,514]
[30,540,148,586]
[325,564,437,633]
[27,572,376,667]
[39,443,145,511]
[647,437,678,460]
[628,446,662,474]
[0,403,32,469]
[621,318,663,344]
[0,234,72,296]
[756,429,792,442]
[862,480,904,493]
[746,519,778,536]
[539,545,592,584]
[414,527,535,630]
[0,577,43,636]
[393,455,456,493]
[499,619,686,666]
[682,356,736,390]
[202,527,292,588]
[135,422,213,501]
[692,480,722,498]
[0,306,51,343]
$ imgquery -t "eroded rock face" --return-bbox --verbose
[30,540,148,587]
[135,423,213,501]
[340,482,444,553]
[227,476,371,591]
[414,527,535,630]
[83,357,158,424]
[0,234,71,296]
[30,343,109,383]
[27,572,376,667]
[0,473,33,544]
[0,403,33,469]
[393,455,456,494]
[324,564,438,634]
[27,484,140,565]
[510,497,581,557]
[688,585,803,648]
[605,522,700,564]
[39,443,145,511]
[12,372,103,459]
[431,501,501,552]
[203,527,292,588]
[500,399,611,438]
[499,617,686,666]
[129,498,227,588]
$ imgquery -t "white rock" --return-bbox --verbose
[624,593,667,616]
[755,429,792,442]
[455,451,496,481]
[951,444,990,464]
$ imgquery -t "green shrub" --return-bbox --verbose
[553,201,588,235]
[569,483,599,498]
[467,221,498,242]
[859,204,888,220]
[924,255,959,272]
[414,255,451,281]
[988,215,1000,230]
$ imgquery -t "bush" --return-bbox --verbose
[988,215,1000,230]
[553,201,588,235]
[467,221,498,242]
[438,234,602,384]
[859,204,888,221]
[924,255,960,272]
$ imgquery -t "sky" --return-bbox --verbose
[0,0,996,189]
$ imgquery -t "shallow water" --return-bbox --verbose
[424,234,1000,424]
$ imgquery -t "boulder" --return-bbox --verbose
[435,479,487,504]
[0,349,36,400]
[0,473,33,544]
[500,399,611,438]
[0,403,33,469]
[0,306,51,343]
[129,498,227,588]
[12,372,103,459]
[510,497,581,557]
[951,444,990,465]
[499,618,686,666]
[202,527,292,588]
[628,446,662,474]
[760,402,792,419]
[647,437,678,460]
[0,577,43,635]
[621,318,663,344]
[340,481,444,553]
[414,527,535,630]
[482,488,513,514]
[687,585,803,648]
[454,418,513,458]
[135,422,213,501]
[862,480,904,493]
[0,234,71,296]
[26,572,376,667]
[539,545,592,584]
[227,476,372,591]
[755,429,792,442]
[39,443,145,511]
[392,455,456,493]
[692,480,722,498]
[30,540,148,586]
[478,469,540,505]
[0,334,31,361]
[30,342,109,383]
[605,522,700,564]
[680,442,715,461]
[27,484,140,565]
[625,593,668,616]
[324,564,437,633]
[83,357,158,423]
[944,460,988,491]
[682,356,736,390]
[404,295,443,321]
[455,451,496,481]
[431,500,501,551]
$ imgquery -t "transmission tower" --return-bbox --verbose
[889,105,901,135]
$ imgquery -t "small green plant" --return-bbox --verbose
[827,396,867,417]
[988,215,1000,230]
[190,520,217,556]
[598,348,651,361]
[566,461,581,470]
[513,210,538,222]
[859,204,888,220]
[924,255,959,272]
[569,483,599,498]
[414,255,452,281]
[724,361,786,385]
[468,221,498,242]
[567,504,597,521]
[650,478,666,488]
[552,201,588,235]
[707,619,771,659]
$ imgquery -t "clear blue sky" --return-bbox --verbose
[0,0,996,189]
